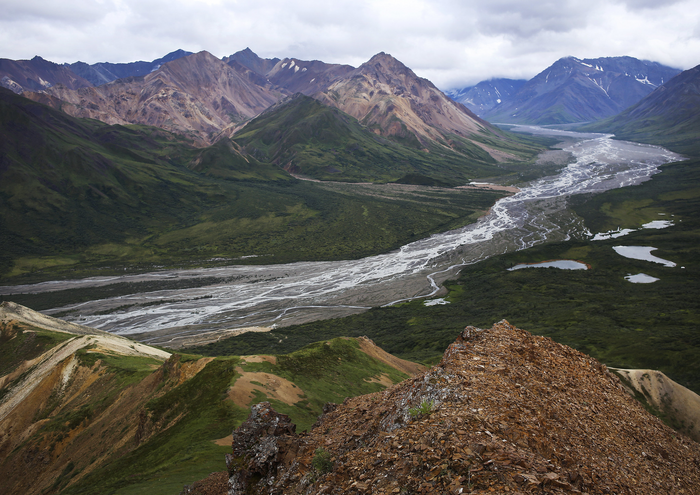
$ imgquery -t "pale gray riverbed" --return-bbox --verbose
[0,128,683,346]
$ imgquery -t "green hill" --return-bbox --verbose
[233,93,549,185]
[581,64,700,155]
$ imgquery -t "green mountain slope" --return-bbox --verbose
[233,93,549,185]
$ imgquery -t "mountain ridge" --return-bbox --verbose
[0,303,420,494]
[209,321,700,494]
[25,50,281,145]
[0,56,93,94]
[446,78,527,116]
[484,56,681,124]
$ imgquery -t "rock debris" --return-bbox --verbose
[195,321,700,494]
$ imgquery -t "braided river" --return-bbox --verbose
[0,128,682,346]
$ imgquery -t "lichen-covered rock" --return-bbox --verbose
[227,401,297,494]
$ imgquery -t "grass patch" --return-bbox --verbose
[236,338,409,431]
[0,322,73,376]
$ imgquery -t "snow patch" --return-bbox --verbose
[588,77,610,98]
[635,75,657,87]
[642,220,673,229]
[591,228,636,241]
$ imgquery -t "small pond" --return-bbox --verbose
[424,298,450,306]
[508,260,588,271]
[590,217,674,240]
[613,246,676,267]
[625,273,660,284]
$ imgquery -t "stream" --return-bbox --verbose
[0,128,683,346]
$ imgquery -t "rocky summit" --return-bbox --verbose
[202,321,700,495]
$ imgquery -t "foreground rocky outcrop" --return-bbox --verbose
[212,321,700,494]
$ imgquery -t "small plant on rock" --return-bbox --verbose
[312,448,333,474]
[408,399,434,418]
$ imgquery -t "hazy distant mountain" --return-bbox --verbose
[66,49,193,86]
[582,63,700,154]
[0,56,92,94]
[484,56,681,125]
[27,51,280,145]
[446,78,526,116]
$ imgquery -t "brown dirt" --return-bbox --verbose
[228,369,304,408]
[240,355,277,365]
[178,357,216,385]
[363,373,394,388]
[613,368,700,442]
[181,470,229,494]
[356,336,425,376]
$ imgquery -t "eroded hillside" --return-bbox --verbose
[0,303,418,494]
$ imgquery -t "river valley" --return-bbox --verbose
[0,128,683,347]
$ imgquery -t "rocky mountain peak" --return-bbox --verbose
[360,51,417,80]
[217,321,700,494]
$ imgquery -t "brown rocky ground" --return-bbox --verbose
[199,321,700,494]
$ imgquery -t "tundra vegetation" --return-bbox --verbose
[0,88,554,283]
[186,151,700,396]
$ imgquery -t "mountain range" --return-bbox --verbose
[1,49,685,135]
[443,56,681,125]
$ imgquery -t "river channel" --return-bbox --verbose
[0,128,683,346]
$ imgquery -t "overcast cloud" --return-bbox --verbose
[1,0,698,89]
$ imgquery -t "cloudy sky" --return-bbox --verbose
[2,0,699,89]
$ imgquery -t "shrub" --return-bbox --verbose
[408,399,434,418]
[312,448,333,474]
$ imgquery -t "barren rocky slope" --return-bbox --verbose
[212,321,700,494]
[26,51,282,145]
[613,368,700,443]
[315,53,499,152]
[0,56,93,94]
